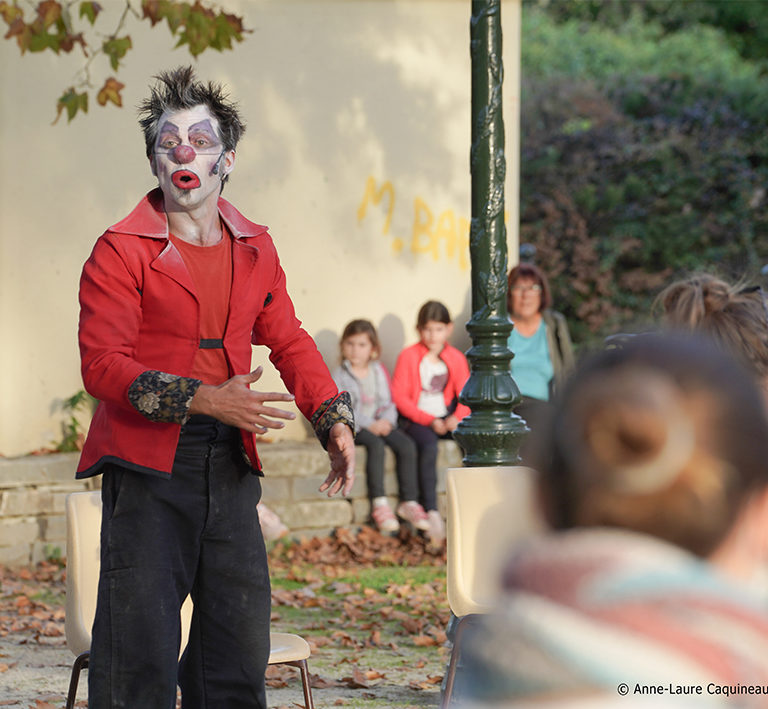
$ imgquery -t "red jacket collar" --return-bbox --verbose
[108,188,269,240]
[413,341,447,359]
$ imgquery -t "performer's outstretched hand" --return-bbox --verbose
[190,366,296,433]
[319,422,355,497]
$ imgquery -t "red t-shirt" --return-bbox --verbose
[169,227,233,384]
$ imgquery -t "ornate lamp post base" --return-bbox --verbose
[453,0,527,466]
[453,318,528,466]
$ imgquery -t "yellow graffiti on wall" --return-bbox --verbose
[357,176,395,235]
[357,176,470,271]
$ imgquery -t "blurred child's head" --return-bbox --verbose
[532,334,768,559]
[655,274,768,384]
[416,301,453,354]
[340,319,380,366]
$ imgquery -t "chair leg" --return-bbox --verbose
[70,652,316,709]
[66,652,90,709]
[441,615,471,709]
[283,659,315,709]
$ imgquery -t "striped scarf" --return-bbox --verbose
[457,529,768,708]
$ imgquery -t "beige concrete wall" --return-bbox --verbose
[0,0,521,457]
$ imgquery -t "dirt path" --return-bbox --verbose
[0,631,443,707]
[1,531,449,708]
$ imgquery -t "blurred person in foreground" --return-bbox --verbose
[507,263,575,430]
[656,273,768,397]
[455,335,768,707]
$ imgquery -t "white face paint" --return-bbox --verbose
[150,105,234,212]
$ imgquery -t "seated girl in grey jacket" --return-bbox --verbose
[332,320,428,535]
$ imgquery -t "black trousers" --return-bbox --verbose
[399,421,451,512]
[354,427,418,501]
[88,416,270,709]
[399,400,457,512]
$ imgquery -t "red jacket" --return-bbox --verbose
[390,342,471,426]
[77,189,338,478]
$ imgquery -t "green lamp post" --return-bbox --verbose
[453,0,528,466]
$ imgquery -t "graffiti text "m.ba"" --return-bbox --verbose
[357,176,469,271]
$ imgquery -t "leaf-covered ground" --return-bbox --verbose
[0,527,449,708]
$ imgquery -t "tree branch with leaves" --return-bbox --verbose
[0,0,249,123]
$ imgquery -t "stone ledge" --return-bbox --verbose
[257,442,330,478]
[0,439,464,488]
[0,518,39,547]
[0,453,79,488]
[0,439,463,566]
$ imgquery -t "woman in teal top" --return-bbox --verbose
[507,263,575,430]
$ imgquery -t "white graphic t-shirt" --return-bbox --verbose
[417,356,448,418]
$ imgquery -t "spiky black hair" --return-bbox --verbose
[138,66,245,164]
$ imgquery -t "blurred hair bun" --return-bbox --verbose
[656,274,768,379]
[538,333,768,556]
[698,277,731,315]
[566,368,695,494]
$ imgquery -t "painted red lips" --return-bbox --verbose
[172,170,201,190]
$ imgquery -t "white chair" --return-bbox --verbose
[441,466,545,707]
[65,490,314,709]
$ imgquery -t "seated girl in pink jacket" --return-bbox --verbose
[391,301,470,545]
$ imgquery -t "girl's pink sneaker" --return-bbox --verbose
[396,501,430,532]
[425,510,446,545]
[372,497,400,534]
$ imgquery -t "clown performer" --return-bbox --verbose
[75,66,355,708]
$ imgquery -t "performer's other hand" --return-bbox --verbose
[319,423,355,497]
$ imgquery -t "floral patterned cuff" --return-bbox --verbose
[127,370,202,424]
[311,391,355,449]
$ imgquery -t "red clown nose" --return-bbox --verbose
[172,145,196,164]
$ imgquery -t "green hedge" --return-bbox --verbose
[518,8,768,347]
